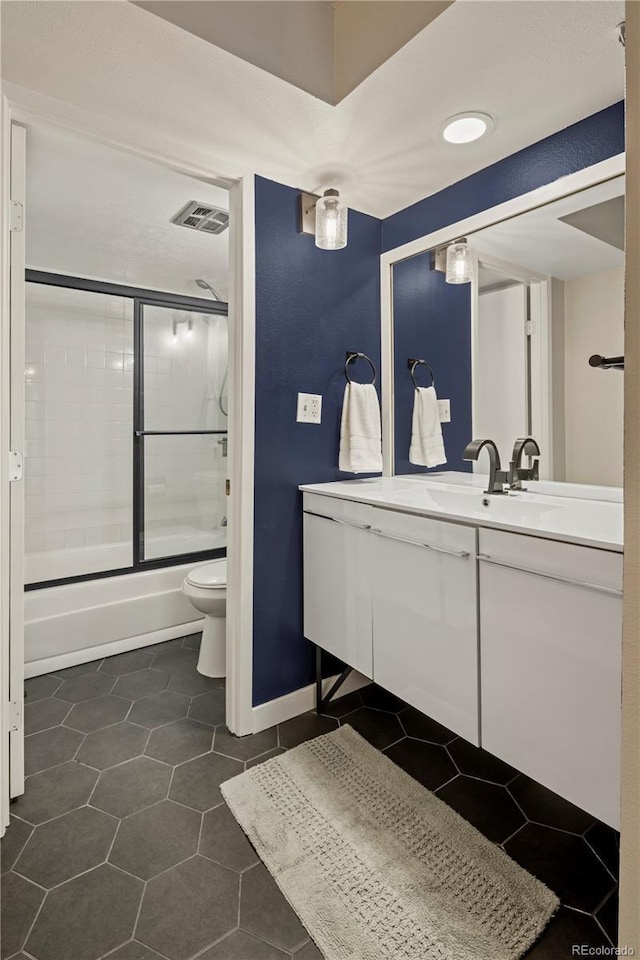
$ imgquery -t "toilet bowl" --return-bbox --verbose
[182,559,226,677]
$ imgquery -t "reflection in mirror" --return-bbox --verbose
[392,175,624,487]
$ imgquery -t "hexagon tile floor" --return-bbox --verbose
[1,634,619,960]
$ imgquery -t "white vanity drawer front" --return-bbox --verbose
[370,507,476,557]
[478,528,622,595]
[302,493,372,529]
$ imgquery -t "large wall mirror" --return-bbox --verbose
[389,171,624,487]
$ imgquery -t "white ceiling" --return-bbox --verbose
[1,0,625,219]
[25,124,230,298]
[472,177,625,282]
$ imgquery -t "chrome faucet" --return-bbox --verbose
[462,439,509,495]
[509,437,541,490]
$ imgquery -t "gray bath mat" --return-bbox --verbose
[221,725,558,960]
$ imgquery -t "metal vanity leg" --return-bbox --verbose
[315,644,353,714]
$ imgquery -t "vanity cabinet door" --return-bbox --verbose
[479,529,622,828]
[370,509,479,744]
[303,494,373,677]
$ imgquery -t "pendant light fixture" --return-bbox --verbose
[299,188,348,250]
[445,238,472,284]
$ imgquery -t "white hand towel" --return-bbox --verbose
[409,386,447,468]
[339,382,383,474]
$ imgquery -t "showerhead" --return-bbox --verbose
[195,278,224,301]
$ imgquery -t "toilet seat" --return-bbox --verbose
[186,560,227,590]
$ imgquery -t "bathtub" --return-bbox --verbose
[24,532,227,677]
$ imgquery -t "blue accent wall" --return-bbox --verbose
[383,102,625,252]
[393,253,472,476]
[253,176,382,706]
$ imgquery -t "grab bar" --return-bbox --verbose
[304,510,372,532]
[478,554,622,597]
[371,528,470,558]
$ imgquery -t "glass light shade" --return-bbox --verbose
[315,189,348,250]
[445,239,472,284]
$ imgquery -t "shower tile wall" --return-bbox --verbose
[24,283,134,582]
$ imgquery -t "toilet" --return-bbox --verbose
[182,559,227,677]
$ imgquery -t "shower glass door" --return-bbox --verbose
[136,302,228,563]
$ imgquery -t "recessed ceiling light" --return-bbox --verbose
[442,112,495,144]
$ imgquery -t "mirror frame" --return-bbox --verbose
[380,153,625,477]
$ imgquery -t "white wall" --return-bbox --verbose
[563,266,624,486]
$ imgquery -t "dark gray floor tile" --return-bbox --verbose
[245,748,286,769]
[360,683,407,712]
[525,905,610,957]
[112,669,170,700]
[91,756,171,819]
[26,864,143,960]
[11,762,99,824]
[1,818,33,874]
[509,774,595,835]
[24,674,61,703]
[399,706,457,745]
[151,647,199,674]
[15,805,118,888]
[109,800,200,880]
[448,737,518,785]
[103,943,167,960]
[99,649,154,676]
[200,803,258,872]
[1,871,45,959]
[343,708,403,750]
[167,670,224,697]
[51,660,102,679]
[278,713,338,749]
[596,889,618,946]
[199,930,289,959]
[505,823,616,913]
[170,752,243,812]
[319,690,363,718]
[136,855,239,960]
[63,695,131,734]
[24,697,70,735]
[188,688,226,727]
[384,738,457,791]
[181,633,202,651]
[54,671,114,703]
[127,691,190,728]
[240,862,308,952]
[436,776,526,844]
[145,719,212,765]
[294,941,323,959]
[214,725,277,762]
[77,723,149,770]
[25,726,84,777]
[585,821,620,877]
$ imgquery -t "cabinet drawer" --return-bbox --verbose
[370,507,476,557]
[478,528,622,595]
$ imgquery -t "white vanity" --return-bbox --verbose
[301,475,622,829]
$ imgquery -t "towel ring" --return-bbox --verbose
[345,351,377,385]
[408,358,435,390]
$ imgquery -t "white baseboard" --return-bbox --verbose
[24,619,205,678]
[251,670,371,734]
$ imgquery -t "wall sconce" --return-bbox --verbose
[433,238,473,284]
[299,188,348,250]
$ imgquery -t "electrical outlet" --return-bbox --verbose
[437,399,451,423]
[297,393,322,424]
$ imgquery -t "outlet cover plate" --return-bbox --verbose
[297,392,322,424]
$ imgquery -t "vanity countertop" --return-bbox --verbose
[299,475,623,553]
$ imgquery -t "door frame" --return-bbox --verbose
[379,152,625,477]
[0,86,257,747]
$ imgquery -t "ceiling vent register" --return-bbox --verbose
[172,201,229,234]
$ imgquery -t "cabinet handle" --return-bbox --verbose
[304,510,372,532]
[371,528,470,558]
[478,554,622,597]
